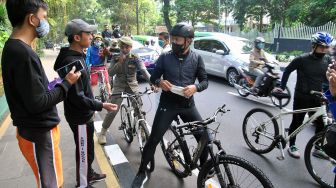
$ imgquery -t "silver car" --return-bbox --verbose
[191,34,273,86]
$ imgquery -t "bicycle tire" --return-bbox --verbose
[270,86,291,107]
[160,126,190,178]
[242,108,279,154]
[304,132,335,188]
[120,104,133,143]
[137,120,155,172]
[197,154,274,188]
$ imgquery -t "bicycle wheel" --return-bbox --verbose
[197,155,274,188]
[270,86,291,107]
[160,126,190,178]
[304,132,335,188]
[242,108,279,154]
[120,104,133,143]
[137,120,155,172]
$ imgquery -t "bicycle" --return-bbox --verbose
[92,69,109,103]
[114,88,155,172]
[304,128,336,188]
[242,90,331,161]
[160,105,274,188]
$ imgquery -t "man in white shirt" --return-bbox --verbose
[158,32,171,53]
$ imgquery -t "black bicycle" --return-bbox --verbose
[160,105,274,188]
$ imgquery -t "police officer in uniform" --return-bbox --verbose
[98,36,151,144]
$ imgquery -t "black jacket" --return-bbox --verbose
[1,39,71,131]
[54,47,103,125]
[150,50,208,107]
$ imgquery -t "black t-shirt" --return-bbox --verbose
[1,39,70,130]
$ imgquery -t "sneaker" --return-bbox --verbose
[98,133,106,145]
[131,171,148,188]
[287,145,300,158]
[88,171,106,184]
[312,148,330,160]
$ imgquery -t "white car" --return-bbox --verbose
[191,34,278,86]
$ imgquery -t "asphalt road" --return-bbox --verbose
[98,70,331,188]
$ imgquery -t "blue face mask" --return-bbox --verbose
[35,18,50,38]
[158,40,165,48]
[256,42,265,49]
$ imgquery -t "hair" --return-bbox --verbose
[159,32,169,40]
[68,35,75,44]
[6,0,48,27]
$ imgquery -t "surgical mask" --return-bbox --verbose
[313,52,326,58]
[256,43,265,49]
[158,40,165,48]
[35,18,50,38]
[172,43,185,57]
[94,41,102,47]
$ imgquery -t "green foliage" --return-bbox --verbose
[276,50,304,62]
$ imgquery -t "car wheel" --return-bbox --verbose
[226,68,239,87]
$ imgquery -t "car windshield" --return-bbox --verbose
[227,38,253,54]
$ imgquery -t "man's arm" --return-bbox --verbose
[195,55,208,92]
[280,57,301,90]
[135,57,151,83]
[150,54,164,85]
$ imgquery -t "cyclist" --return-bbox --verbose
[98,36,152,144]
[131,22,208,188]
[86,34,112,95]
[54,19,118,188]
[2,1,80,187]
[278,32,333,158]
[249,37,269,94]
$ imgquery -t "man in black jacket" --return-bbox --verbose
[2,1,81,188]
[54,19,118,188]
[131,23,208,188]
[279,32,333,159]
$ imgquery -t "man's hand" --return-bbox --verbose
[183,85,197,98]
[327,66,336,96]
[65,66,81,85]
[272,87,283,93]
[159,80,172,92]
[103,103,118,112]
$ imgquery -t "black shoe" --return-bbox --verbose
[88,171,106,185]
[131,171,148,188]
[119,123,125,130]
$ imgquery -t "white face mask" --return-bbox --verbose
[35,17,50,38]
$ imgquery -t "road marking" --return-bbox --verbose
[105,144,129,166]
[94,134,120,188]
[0,114,11,140]
[227,91,291,111]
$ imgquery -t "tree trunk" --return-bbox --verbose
[163,0,172,32]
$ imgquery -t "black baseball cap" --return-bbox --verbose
[65,19,97,36]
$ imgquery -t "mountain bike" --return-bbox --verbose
[160,105,274,188]
[116,88,155,172]
[242,91,331,160]
[92,69,109,102]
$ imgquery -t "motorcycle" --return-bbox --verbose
[234,62,291,107]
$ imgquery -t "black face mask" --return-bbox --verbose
[313,52,326,59]
[172,43,185,57]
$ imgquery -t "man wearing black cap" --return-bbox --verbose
[54,19,118,188]
[131,22,208,188]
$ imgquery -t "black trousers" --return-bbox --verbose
[288,96,324,146]
[139,104,208,172]
[70,121,95,187]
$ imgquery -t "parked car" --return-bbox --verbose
[190,34,277,86]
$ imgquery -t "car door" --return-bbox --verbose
[208,40,230,76]
[194,39,217,74]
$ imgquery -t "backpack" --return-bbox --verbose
[322,125,336,160]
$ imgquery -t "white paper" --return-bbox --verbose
[171,85,185,97]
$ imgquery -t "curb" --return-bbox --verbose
[93,119,135,188]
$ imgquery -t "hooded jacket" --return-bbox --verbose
[54,47,103,125]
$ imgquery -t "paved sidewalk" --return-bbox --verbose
[0,50,119,188]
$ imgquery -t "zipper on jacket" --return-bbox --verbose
[179,58,183,86]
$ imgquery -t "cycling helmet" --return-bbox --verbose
[311,32,333,46]
[170,22,194,38]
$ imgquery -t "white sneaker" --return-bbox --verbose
[287,145,300,158]
[98,133,106,145]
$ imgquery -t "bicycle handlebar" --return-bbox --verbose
[177,104,229,130]
[111,87,153,98]
[310,90,328,102]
